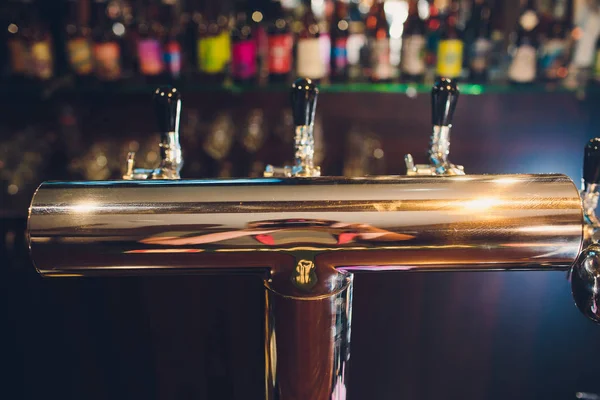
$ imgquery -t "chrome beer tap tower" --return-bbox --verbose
[27,78,600,399]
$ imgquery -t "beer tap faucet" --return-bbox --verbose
[123,86,183,180]
[571,138,600,323]
[264,78,321,178]
[581,138,600,233]
[405,77,465,176]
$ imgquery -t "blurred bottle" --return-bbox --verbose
[401,0,426,82]
[203,112,235,177]
[330,0,350,82]
[6,0,33,81]
[92,0,122,81]
[29,0,54,81]
[346,1,366,82]
[231,8,257,85]
[197,2,231,83]
[539,0,571,82]
[425,0,444,80]
[488,0,506,83]
[235,108,266,176]
[436,2,463,79]
[318,12,331,80]
[594,33,600,82]
[160,0,183,81]
[296,0,325,81]
[568,0,600,88]
[508,0,540,84]
[65,0,94,79]
[136,0,165,80]
[266,0,293,83]
[366,0,392,82]
[466,0,492,82]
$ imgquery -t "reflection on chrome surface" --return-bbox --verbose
[29,174,583,277]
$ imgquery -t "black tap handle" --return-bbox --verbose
[584,137,600,185]
[291,78,319,127]
[153,86,181,133]
[431,77,459,127]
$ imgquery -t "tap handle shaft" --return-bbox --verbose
[290,78,319,127]
[154,86,181,133]
[431,77,459,127]
[584,138,600,185]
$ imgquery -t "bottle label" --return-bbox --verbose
[469,37,492,73]
[297,38,325,79]
[371,38,392,80]
[333,37,348,72]
[197,31,231,74]
[31,40,53,80]
[232,39,257,79]
[401,34,425,75]
[94,41,121,80]
[319,33,331,74]
[67,37,93,75]
[138,38,164,76]
[508,44,536,83]
[7,39,29,74]
[437,39,463,78]
[347,33,366,65]
[164,40,181,77]
[268,34,293,74]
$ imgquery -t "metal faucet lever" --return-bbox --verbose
[571,137,600,323]
[265,78,321,178]
[405,77,464,176]
[123,86,183,180]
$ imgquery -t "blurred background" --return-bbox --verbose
[2,0,600,399]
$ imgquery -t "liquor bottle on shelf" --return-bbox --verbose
[319,14,331,80]
[539,0,571,82]
[424,0,444,81]
[65,0,94,80]
[330,0,350,82]
[5,0,32,82]
[567,0,600,89]
[488,0,506,83]
[296,0,326,82]
[266,0,293,83]
[465,0,492,83]
[231,8,257,85]
[136,0,165,81]
[436,2,464,80]
[92,0,122,81]
[29,0,54,81]
[401,0,426,82]
[594,33,600,83]
[196,2,231,84]
[346,1,366,82]
[508,0,540,84]
[160,0,184,82]
[365,0,393,82]
[328,0,349,82]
